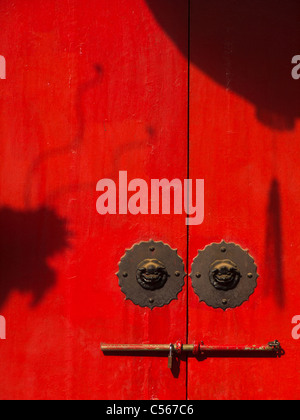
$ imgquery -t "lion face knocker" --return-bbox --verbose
[209,259,241,291]
[137,259,168,291]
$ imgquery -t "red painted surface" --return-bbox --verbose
[0,0,188,400]
[188,1,300,400]
[0,0,300,400]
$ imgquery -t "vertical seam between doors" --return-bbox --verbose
[186,0,191,402]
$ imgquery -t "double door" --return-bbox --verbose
[0,0,299,400]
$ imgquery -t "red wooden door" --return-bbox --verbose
[1,0,300,401]
[187,1,300,400]
[0,0,189,400]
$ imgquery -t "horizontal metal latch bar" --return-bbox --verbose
[101,340,281,369]
[101,341,281,353]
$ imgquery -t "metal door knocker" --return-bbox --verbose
[209,259,241,291]
[191,241,258,310]
[117,240,186,309]
[136,259,168,290]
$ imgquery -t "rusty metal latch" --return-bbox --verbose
[101,340,282,369]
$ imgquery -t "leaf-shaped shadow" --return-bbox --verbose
[0,207,69,309]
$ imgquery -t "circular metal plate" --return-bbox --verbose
[117,240,186,309]
[191,241,258,310]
